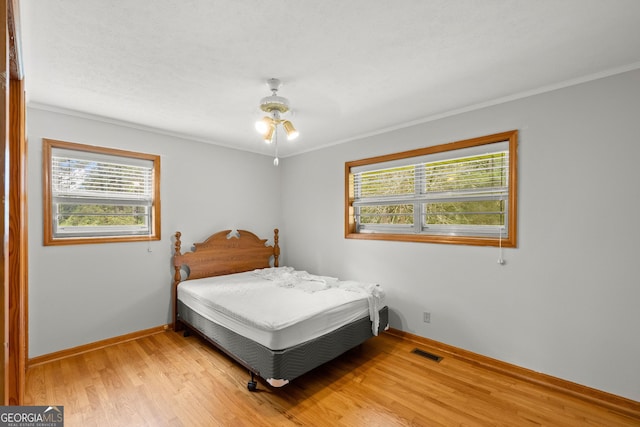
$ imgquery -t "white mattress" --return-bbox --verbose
[177,267,385,350]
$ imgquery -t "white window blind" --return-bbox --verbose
[352,141,510,237]
[51,147,155,238]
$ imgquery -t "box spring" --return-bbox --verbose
[178,300,389,385]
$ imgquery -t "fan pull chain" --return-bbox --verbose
[273,126,279,166]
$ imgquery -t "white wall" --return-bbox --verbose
[280,69,640,401]
[27,108,280,357]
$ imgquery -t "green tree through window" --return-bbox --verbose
[345,130,518,247]
[43,139,161,245]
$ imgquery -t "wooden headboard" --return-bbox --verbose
[172,228,280,329]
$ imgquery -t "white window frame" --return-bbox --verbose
[345,130,518,247]
[43,139,161,246]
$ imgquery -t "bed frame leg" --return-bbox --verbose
[248,372,257,392]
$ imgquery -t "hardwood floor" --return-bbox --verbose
[25,331,639,426]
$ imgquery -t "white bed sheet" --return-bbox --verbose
[177,268,385,350]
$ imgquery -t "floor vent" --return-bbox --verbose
[411,348,443,362]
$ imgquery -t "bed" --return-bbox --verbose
[172,228,388,391]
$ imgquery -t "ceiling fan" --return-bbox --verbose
[254,78,299,165]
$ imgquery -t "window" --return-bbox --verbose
[345,130,517,247]
[43,139,161,245]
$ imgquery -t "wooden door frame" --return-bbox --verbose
[2,0,26,405]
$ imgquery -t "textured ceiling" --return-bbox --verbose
[19,0,640,158]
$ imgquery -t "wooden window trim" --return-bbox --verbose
[42,139,161,246]
[345,130,518,247]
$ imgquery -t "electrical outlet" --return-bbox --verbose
[423,312,431,323]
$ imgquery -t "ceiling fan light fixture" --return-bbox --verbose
[255,78,299,165]
[255,116,273,135]
[283,120,299,140]
[263,125,276,143]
